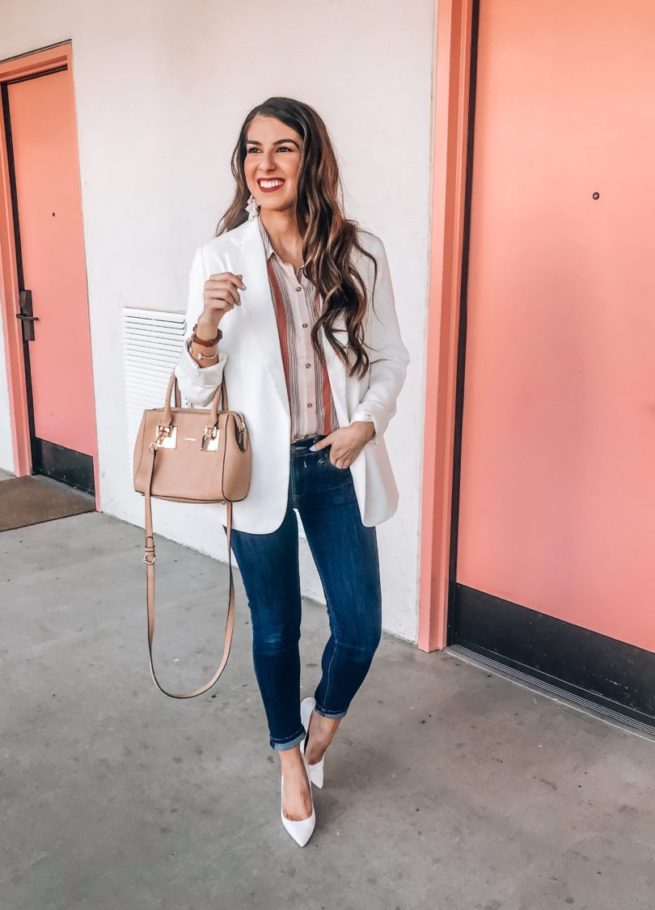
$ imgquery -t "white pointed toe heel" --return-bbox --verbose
[300,696,325,789]
[280,772,316,847]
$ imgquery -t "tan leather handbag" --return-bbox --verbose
[133,369,251,699]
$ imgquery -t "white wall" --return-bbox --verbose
[0,0,435,642]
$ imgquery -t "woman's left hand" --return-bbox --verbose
[310,421,376,469]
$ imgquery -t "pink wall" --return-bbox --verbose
[456,0,655,651]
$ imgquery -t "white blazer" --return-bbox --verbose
[174,215,409,533]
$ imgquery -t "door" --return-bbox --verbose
[450,0,655,724]
[3,66,96,493]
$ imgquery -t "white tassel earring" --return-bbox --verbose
[245,193,260,220]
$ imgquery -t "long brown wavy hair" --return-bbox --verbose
[215,97,378,379]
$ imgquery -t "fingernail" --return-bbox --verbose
[309,445,317,452]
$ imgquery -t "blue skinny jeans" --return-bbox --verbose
[224,433,382,751]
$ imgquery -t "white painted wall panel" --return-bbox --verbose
[0,0,435,641]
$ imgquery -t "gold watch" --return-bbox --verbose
[187,339,219,362]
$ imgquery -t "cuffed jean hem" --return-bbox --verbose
[270,727,307,752]
[313,701,348,720]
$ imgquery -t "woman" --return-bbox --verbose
[174,97,409,846]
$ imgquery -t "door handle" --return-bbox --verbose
[16,289,39,341]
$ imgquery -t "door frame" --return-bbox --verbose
[418,0,474,651]
[0,40,100,506]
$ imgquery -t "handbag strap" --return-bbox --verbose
[142,442,236,698]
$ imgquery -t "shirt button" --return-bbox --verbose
[296,286,302,292]
[307,403,313,408]
[305,362,311,368]
[302,323,308,328]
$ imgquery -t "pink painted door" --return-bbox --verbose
[6,67,96,493]
[451,0,655,722]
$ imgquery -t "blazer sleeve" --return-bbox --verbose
[349,237,410,444]
[173,244,228,407]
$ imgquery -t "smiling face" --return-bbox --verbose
[243,115,304,215]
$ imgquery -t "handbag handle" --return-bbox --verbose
[162,372,228,426]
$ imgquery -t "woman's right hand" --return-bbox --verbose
[198,272,246,332]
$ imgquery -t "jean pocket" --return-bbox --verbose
[323,456,349,472]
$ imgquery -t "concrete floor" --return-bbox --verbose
[1,503,654,910]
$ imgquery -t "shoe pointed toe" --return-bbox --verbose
[280,773,316,847]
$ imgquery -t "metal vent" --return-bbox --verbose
[122,307,186,457]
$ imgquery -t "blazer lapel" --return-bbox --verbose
[226,216,349,427]
[320,326,348,428]
[227,218,289,416]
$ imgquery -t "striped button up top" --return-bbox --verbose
[258,217,340,442]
